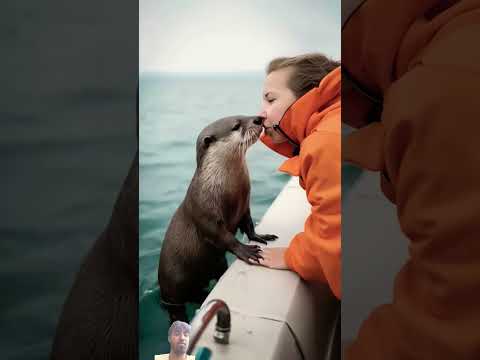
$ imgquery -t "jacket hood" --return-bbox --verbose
[261,66,341,158]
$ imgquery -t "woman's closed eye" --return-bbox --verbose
[263,92,275,104]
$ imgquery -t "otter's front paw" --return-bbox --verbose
[249,233,278,244]
[233,243,263,265]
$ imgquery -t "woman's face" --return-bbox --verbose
[260,67,298,143]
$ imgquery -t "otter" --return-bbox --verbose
[158,115,278,323]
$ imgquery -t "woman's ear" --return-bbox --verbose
[203,135,215,148]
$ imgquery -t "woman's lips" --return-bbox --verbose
[264,127,274,137]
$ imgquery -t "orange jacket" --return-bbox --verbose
[261,67,341,299]
[343,1,480,359]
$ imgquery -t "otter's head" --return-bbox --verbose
[195,115,264,167]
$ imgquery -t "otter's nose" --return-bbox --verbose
[253,116,264,125]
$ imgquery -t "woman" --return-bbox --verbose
[255,53,342,300]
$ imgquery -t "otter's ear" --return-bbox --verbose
[203,135,216,148]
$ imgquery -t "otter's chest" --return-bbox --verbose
[220,166,250,219]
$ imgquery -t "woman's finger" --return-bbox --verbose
[258,257,271,267]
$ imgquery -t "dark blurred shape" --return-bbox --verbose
[1,1,138,359]
[51,152,138,359]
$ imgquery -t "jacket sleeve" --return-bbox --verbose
[284,130,342,299]
[347,60,480,358]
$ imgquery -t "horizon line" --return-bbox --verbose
[140,69,265,76]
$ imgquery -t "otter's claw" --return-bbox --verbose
[249,233,278,244]
[234,243,263,265]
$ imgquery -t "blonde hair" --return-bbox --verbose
[266,53,340,98]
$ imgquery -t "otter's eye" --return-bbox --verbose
[203,135,216,147]
[232,123,241,131]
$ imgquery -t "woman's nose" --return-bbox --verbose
[258,110,269,125]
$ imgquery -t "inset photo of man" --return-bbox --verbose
[155,321,195,360]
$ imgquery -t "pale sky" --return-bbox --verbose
[140,0,340,73]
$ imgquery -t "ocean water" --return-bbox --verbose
[139,72,291,359]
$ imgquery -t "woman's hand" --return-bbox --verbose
[258,247,290,269]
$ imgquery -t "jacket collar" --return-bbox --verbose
[260,66,341,159]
